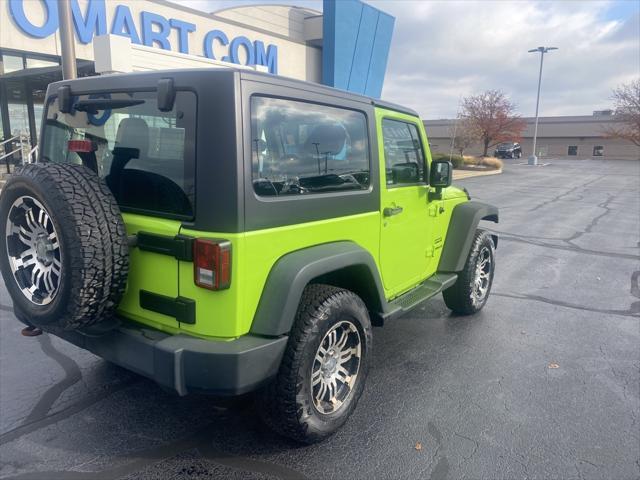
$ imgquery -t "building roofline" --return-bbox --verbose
[212,3,322,17]
[151,0,320,48]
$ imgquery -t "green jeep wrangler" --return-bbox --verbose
[0,69,498,443]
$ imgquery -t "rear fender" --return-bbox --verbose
[250,242,387,337]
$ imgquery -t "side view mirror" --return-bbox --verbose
[429,160,453,200]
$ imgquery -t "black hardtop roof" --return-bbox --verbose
[47,67,419,118]
[239,69,419,116]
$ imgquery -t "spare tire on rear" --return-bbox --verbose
[0,163,129,330]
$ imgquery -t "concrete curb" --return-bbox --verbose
[453,168,502,180]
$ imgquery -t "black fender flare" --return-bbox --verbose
[438,201,499,272]
[250,241,387,337]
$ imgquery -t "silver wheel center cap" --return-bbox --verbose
[35,236,53,264]
[323,356,338,374]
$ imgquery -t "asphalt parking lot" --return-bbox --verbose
[0,158,638,480]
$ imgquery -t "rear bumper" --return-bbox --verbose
[48,321,288,396]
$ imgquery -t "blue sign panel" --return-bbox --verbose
[322,0,394,98]
[7,0,278,74]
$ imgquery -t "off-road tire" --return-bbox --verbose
[443,229,495,315]
[258,284,372,443]
[0,163,129,330]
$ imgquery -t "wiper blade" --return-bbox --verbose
[74,99,145,113]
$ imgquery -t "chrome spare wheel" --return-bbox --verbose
[472,245,492,305]
[311,320,362,415]
[5,196,61,306]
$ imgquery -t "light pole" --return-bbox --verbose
[58,0,77,79]
[527,46,557,165]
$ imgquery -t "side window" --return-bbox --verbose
[250,96,370,196]
[593,145,604,156]
[381,119,426,186]
[568,146,578,156]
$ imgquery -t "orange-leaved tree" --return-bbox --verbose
[461,90,526,156]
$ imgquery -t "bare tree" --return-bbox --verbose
[461,90,526,156]
[604,79,640,147]
[449,119,479,156]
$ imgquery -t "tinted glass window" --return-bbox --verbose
[382,119,426,186]
[251,97,370,196]
[42,91,196,218]
[593,145,604,156]
[568,146,578,156]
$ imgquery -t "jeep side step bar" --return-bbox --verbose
[378,273,458,325]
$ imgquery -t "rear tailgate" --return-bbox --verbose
[118,213,183,332]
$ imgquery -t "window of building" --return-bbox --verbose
[42,91,196,218]
[26,57,59,70]
[5,82,28,137]
[593,146,604,156]
[381,119,426,186]
[31,88,46,140]
[568,146,578,156]
[251,96,370,196]
[1,54,24,75]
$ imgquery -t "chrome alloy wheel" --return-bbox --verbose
[311,320,362,415]
[5,196,61,305]
[472,246,492,306]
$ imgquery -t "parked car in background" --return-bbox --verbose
[494,142,522,159]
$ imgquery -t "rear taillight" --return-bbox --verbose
[193,239,231,290]
[68,139,96,152]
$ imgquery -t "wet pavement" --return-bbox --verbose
[0,158,639,479]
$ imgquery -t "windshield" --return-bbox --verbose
[41,90,196,219]
[250,96,370,196]
[497,142,515,149]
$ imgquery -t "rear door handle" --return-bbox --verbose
[383,206,403,217]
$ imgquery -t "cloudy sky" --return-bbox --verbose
[180,0,639,119]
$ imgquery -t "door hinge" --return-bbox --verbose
[140,290,196,324]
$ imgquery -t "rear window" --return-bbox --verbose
[41,90,196,219]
